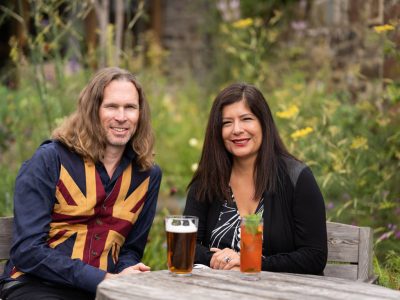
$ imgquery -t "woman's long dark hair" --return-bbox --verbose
[188,83,295,202]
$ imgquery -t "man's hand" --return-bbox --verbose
[120,262,151,274]
[105,262,151,280]
[209,247,240,270]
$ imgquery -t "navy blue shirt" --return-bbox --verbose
[0,140,162,293]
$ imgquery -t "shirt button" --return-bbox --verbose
[102,203,106,210]
[94,234,101,240]
[91,251,98,256]
[96,218,103,225]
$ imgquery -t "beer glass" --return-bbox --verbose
[240,215,263,280]
[165,215,198,276]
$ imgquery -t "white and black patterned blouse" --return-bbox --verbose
[209,190,264,251]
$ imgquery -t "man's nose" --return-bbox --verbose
[115,108,127,121]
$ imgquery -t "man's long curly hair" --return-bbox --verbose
[52,67,154,170]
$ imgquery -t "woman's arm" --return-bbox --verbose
[262,167,327,274]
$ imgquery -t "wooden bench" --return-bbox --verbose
[324,221,377,283]
[0,217,13,275]
[0,217,376,282]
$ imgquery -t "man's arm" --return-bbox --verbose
[115,165,162,272]
[10,143,106,293]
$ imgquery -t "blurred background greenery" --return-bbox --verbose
[0,0,399,289]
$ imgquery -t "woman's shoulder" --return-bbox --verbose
[282,156,307,188]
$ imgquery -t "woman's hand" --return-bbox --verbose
[209,247,240,270]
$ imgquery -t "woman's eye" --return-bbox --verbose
[222,121,232,126]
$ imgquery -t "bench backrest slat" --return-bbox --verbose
[0,216,13,274]
[325,221,375,282]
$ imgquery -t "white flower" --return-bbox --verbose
[189,138,199,147]
[191,163,198,172]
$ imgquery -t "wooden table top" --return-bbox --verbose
[96,269,400,300]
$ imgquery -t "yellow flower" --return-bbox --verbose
[276,105,299,119]
[374,24,395,33]
[291,127,313,140]
[350,136,368,150]
[232,18,253,29]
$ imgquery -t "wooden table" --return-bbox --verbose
[96,269,400,300]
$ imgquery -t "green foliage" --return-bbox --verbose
[242,213,263,235]
[216,16,278,86]
[374,251,400,290]
[142,208,169,270]
[240,0,297,20]
[141,74,208,197]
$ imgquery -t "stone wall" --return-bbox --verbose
[158,0,214,83]
[292,0,399,100]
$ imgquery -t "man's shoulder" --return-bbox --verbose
[33,139,60,157]
[131,163,162,182]
[149,164,162,175]
[34,140,67,157]
[142,163,162,181]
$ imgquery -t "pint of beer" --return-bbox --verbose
[165,215,198,276]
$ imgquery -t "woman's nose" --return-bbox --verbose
[233,120,243,134]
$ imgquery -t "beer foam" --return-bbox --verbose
[166,218,197,233]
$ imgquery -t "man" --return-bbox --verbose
[0,67,162,299]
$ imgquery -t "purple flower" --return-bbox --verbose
[327,202,334,210]
[377,232,391,242]
[395,207,400,215]
[68,57,81,74]
[41,19,49,27]
[395,231,400,239]
[291,21,307,31]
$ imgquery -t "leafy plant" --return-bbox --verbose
[242,213,263,235]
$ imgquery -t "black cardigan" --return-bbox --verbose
[183,158,327,275]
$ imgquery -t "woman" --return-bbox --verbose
[184,83,327,274]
